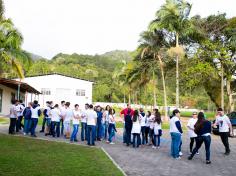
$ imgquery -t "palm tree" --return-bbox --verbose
[150,0,192,108]
[0,0,31,79]
[139,30,169,120]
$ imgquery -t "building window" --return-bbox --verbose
[41,88,51,95]
[76,89,85,96]
[0,89,2,112]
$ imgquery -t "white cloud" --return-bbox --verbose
[4,0,236,59]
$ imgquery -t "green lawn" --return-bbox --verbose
[0,134,123,176]
[0,117,9,124]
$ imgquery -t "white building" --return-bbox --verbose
[20,73,93,108]
[0,78,40,116]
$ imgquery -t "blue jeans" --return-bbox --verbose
[104,121,109,139]
[81,122,87,141]
[191,135,211,161]
[24,119,31,134]
[133,133,141,148]
[154,135,161,147]
[108,124,115,143]
[96,123,103,139]
[86,125,96,145]
[51,121,60,137]
[170,132,181,158]
[70,124,79,141]
[30,118,38,136]
[141,126,146,145]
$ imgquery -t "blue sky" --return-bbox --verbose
[4,0,236,59]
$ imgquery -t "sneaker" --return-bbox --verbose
[110,142,115,145]
[179,152,183,156]
[189,152,192,155]
[106,141,110,144]
[224,152,230,156]
[206,160,211,164]
[23,133,26,135]
[39,130,44,133]
[175,157,181,160]
[152,146,157,149]
[196,152,200,155]
[157,146,160,149]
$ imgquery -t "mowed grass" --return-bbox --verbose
[0,134,123,176]
[0,117,9,124]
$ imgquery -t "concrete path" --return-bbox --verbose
[0,124,236,176]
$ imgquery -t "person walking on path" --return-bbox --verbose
[213,108,233,155]
[188,112,212,164]
[131,110,141,148]
[107,108,117,144]
[187,112,199,154]
[70,104,81,142]
[169,109,183,159]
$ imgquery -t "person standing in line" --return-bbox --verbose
[131,110,141,148]
[145,111,151,145]
[148,111,155,146]
[30,100,41,137]
[213,108,233,155]
[140,108,146,145]
[153,109,162,149]
[86,104,97,146]
[40,101,49,133]
[16,100,25,132]
[23,102,32,135]
[107,108,117,144]
[169,109,183,159]
[70,104,81,142]
[45,101,52,136]
[9,99,17,134]
[96,106,103,141]
[63,102,73,139]
[103,105,111,140]
[81,103,89,141]
[120,104,134,146]
[188,112,212,164]
[59,101,66,136]
[51,104,61,138]
[187,112,199,154]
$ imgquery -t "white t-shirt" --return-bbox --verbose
[45,106,51,119]
[64,108,73,122]
[81,109,88,123]
[9,105,17,118]
[51,108,61,122]
[187,118,197,138]
[15,104,24,117]
[140,113,146,127]
[60,106,66,118]
[109,114,115,124]
[145,116,151,127]
[149,115,155,129]
[216,115,231,132]
[104,110,109,122]
[86,109,97,126]
[169,116,181,133]
[154,122,162,135]
[73,110,81,125]
[31,106,41,119]
[132,120,141,134]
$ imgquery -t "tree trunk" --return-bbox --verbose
[226,79,234,112]
[176,33,180,108]
[221,65,224,110]
[153,70,157,108]
[128,85,131,105]
[157,55,168,121]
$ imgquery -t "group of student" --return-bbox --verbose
[9,100,233,164]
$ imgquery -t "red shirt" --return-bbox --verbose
[120,108,134,117]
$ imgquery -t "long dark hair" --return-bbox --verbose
[108,108,115,115]
[147,111,151,117]
[154,109,162,124]
[133,110,139,122]
[194,112,205,134]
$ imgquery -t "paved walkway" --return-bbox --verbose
[0,124,236,176]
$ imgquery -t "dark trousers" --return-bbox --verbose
[191,135,211,161]
[220,132,230,153]
[9,118,17,134]
[149,129,154,144]
[86,125,96,145]
[133,133,141,148]
[125,125,132,145]
[51,121,60,137]
[145,126,150,144]
[141,126,146,145]
[30,118,38,136]
[41,117,46,132]
[190,137,198,153]
[60,119,64,135]
[16,116,24,132]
